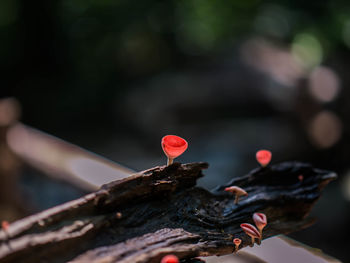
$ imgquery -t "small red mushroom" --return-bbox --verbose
[240,223,261,247]
[233,238,242,253]
[161,135,188,165]
[116,212,122,219]
[161,254,179,263]
[298,175,304,181]
[224,186,248,204]
[1,221,9,231]
[256,150,272,167]
[253,213,267,244]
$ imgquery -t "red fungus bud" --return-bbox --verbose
[298,175,304,181]
[161,135,188,165]
[253,213,267,244]
[240,223,261,247]
[256,150,272,167]
[225,186,248,204]
[116,212,122,219]
[161,254,179,263]
[1,221,9,231]
[233,238,242,253]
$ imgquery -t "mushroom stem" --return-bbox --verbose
[225,186,248,205]
[167,157,174,165]
[257,233,261,245]
[252,212,267,245]
[250,236,255,247]
[233,238,242,253]
[255,229,262,244]
[240,223,261,248]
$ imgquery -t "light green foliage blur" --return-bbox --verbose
[1,0,350,97]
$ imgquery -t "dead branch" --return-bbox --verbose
[0,161,336,263]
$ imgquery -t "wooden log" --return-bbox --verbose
[0,161,336,263]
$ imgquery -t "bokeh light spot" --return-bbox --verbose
[308,111,342,149]
[308,66,340,103]
[292,33,323,70]
[342,19,350,49]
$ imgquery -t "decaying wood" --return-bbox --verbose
[200,235,341,263]
[0,161,336,263]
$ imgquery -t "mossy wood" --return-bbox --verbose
[0,162,336,263]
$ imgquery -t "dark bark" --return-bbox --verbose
[0,161,336,263]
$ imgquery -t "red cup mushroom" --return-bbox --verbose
[256,150,272,167]
[116,212,122,219]
[161,254,179,263]
[233,238,242,253]
[253,212,267,244]
[161,135,188,165]
[1,221,9,231]
[224,186,248,204]
[240,223,261,247]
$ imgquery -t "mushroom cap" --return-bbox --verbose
[161,254,179,263]
[240,223,261,239]
[256,150,272,166]
[161,135,188,159]
[233,238,242,246]
[1,221,9,230]
[116,212,122,219]
[253,213,267,230]
[224,186,248,196]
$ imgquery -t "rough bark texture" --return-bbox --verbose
[0,161,336,263]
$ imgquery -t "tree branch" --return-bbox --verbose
[0,162,336,263]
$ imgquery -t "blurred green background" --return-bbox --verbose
[1,0,350,261]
